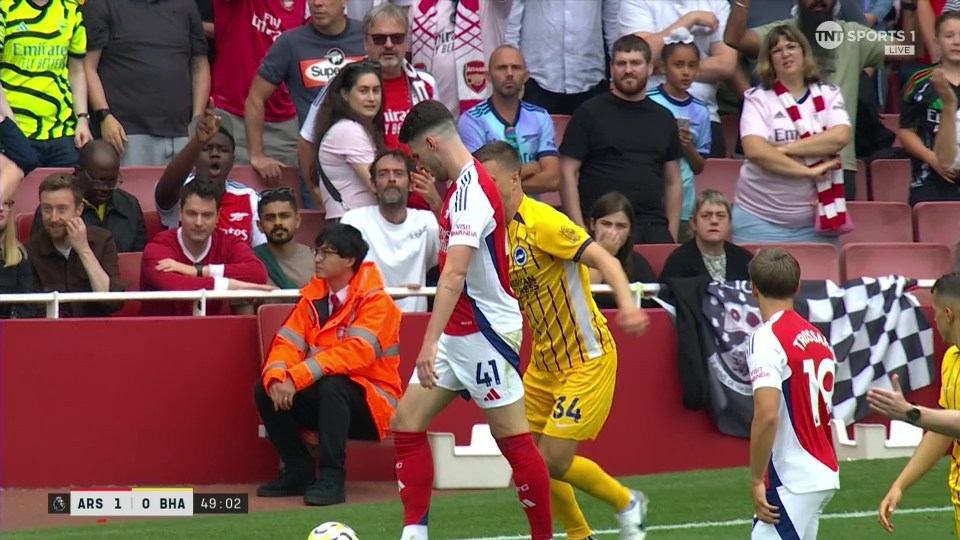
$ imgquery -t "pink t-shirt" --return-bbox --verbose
[211,0,308,121]
[735,83,850,228]
[318,119,378,219]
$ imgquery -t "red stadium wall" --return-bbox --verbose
[0,309,945,489]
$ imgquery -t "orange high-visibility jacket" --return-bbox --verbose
[261,261,402,440]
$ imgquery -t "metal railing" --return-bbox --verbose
[0,283,658,319]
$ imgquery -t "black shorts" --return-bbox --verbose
[0,118,40,174]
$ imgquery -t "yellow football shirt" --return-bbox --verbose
[507,195,615,372]
[939,345,960,502]
[0,0,86,140]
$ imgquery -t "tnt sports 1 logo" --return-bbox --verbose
[814,21,914,55]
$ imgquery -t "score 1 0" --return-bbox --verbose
[52,489,249,516]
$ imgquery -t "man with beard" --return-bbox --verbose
[29,141,146,253]
[155,101,268,247]
[558,34,684,244]
[298,3,437,209]
[253,187,315,288]
[340,149,440,312]
[724,0,917,200]
[457,46,560,196]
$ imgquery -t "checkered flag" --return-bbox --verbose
[794,276,935,424]
[701,276,935,438]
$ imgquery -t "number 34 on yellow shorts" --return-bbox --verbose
[523,351,618,441]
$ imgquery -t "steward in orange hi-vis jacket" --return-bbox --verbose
[254,223,402,507]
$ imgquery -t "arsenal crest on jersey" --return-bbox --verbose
[463,60,486,93]
[281,0,294,11]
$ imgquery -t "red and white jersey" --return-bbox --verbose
[748,309,840,493]
[158,176,267,247]
[438,159,521,337]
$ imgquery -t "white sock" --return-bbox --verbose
[401,524,428,540]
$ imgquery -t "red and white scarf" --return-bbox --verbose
[411,0,486,113]
[773,81,848,232]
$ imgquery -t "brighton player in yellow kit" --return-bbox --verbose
[868,272,960,538]
[474,141,651,540]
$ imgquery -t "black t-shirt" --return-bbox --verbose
[83,0,208,137]
[559,92,683,226]
[195,0,215,63]
[900,66,960,192]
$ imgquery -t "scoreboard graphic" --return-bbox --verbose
[47,488,248,516]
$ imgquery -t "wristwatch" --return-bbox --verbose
[906,406,921,425]
[195,263,204,277]
[901,2,917,11]
[93,108,112,123]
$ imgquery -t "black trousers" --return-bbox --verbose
[254,375,379,476]
[523,77,610,116]
[634,221,676,244]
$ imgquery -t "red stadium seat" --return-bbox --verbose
[143,210,163,242]
[842,242,953,304]
[869,159,911,203]
[878,114,901,147]
[15,212,31,242]
[118,167,163,211]
[841,242,953,281]
[914,201,960,246]
[257,303,295,361]
[551,114,570,147]
[295,210,325,245]
[740,242,840,282]
[855,160,869,201]
[15,167,71,216]
[113,252,143,317]
[633,243,679,277]
[841,202,913,244]
[698,158,741,202]
[720,115,739,157]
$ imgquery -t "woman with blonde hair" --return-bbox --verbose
[0,195,38,317]
[732,25,851,244]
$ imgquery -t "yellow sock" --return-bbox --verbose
[550,479,593,540]
[560,455,632,512]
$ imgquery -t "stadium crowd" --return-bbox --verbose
[4,0,960,536]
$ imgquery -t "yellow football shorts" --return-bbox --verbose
[523,350,617,441]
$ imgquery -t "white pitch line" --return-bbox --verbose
[455,505,952,540]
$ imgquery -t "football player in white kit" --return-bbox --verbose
[388,100,553,540]
[747,248,840,540]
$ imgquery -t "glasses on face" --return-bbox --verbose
[368,33,405,46]
[313,247,340,259]
[80,169,122,189]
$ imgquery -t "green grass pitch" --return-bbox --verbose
[6,458,956,539]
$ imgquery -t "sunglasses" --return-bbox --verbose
[80,169,122,189]
[368,33,405,46]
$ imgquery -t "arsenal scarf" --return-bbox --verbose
[773,81,848,232]
[411,0,486,113]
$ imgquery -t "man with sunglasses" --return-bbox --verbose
[298,4,437,209]
[29,140,147,253]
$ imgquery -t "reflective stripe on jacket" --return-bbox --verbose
[261,261,402,439]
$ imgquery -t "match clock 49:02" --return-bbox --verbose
[193,493,248,514]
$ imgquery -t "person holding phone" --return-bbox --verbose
[647,28,712,242]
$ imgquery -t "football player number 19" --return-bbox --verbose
[802,358,836,427]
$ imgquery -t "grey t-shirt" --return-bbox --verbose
[257,20,366,125]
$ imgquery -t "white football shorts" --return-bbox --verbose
[409,330,524,409]
[752,486,835,540]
